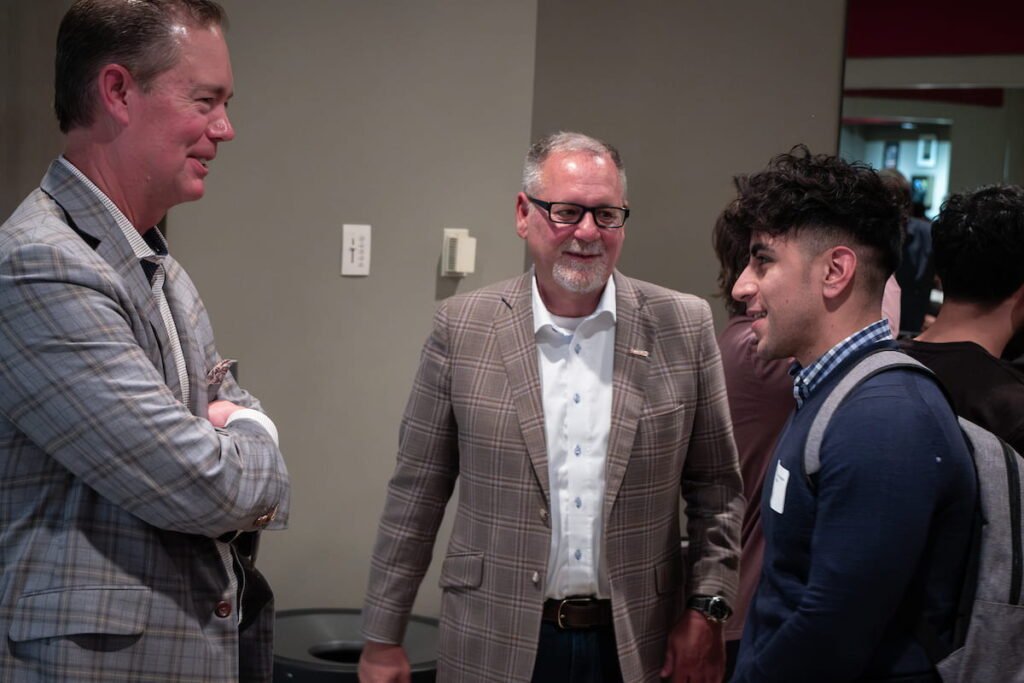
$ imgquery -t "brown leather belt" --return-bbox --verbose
[542,598,613,630]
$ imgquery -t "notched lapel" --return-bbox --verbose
[604,275,656,522]
[161,258,206,417]
[41,161,180,400]
[495,275,551,504]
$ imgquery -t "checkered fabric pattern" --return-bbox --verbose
[792,319,893,407]
[362,271,743,682]
[0,161,290,682]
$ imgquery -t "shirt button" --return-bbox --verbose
[215,601,232,618]
[573,393,581,404]
[575,496,582,509]
[574,444,581,457]
[574,343,582,354]
[575,549,582,561]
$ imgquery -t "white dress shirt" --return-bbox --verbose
[532,273,616,599]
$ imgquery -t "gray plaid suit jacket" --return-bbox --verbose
[363,271,742,682]
[0,161,290,682]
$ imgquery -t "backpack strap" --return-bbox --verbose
[802,349,934,490]
[802,347,983,668]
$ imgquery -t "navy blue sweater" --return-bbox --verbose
[732,343,976,682]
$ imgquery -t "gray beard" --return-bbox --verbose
[552,257,608,294]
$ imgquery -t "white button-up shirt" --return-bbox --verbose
[532,274,616,599]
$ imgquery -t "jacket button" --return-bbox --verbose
[215,601,232,618]
[532,571,540,585]
[539,508,549,523]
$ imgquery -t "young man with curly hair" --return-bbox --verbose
[726,148,976,683]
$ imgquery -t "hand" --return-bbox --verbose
[358,641,411,683]
[207,399,244,428]
[659,609,725,683]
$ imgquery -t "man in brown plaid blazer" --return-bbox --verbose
[360,132,743,682]
[0,1,289,680]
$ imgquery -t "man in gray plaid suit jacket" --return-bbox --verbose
[0,1,290,680]
[359,132,743,682]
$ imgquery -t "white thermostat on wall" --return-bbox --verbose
[440,228,476,278]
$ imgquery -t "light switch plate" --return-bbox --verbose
[341,224,371,276]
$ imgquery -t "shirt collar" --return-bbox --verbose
[58,156,167,261]
[531,269,617,336]
[791,319,893,407]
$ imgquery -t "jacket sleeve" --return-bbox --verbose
[0,239,289,538]
[680,299,744,601]
[361,301,459,644]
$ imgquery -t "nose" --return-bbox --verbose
[208,110,235,142]
[572,210,601,241]
[732,263,756,303]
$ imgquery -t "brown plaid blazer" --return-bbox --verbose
[363,271,743,681]
[0,161,290,682]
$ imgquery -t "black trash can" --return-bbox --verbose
[273,608,438,682]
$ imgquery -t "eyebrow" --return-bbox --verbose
[192,84,233,100]
[749,241,772,257]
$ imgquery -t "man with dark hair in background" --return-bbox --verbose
[878,169,934,336]
[0,1,290,680]
[901,184,1024,453]
[727,148,975,682]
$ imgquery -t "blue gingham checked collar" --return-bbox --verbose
[790,319,893,407]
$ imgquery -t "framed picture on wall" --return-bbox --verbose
[883,141,899,169]
[917,134,937,167]
[911,174,933,211]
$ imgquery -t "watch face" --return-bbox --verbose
[708,597,730,620]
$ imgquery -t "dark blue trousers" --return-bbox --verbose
[530,621,624,683]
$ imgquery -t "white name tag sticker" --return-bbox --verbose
[770,461,790,515]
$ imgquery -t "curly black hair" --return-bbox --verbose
[728,145,906,294]
[932,185,1024,305]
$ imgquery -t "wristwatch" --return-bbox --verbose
[687,594,732,623]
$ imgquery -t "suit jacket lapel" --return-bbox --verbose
[40,161,182,400]
[495,272,551,503]
[161,257,207,416]
[604,272,654,523]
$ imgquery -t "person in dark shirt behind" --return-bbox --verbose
[901,184,1024,453]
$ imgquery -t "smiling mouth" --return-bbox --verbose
[752,311,766,320]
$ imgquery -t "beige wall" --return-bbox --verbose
[1,1,69,218]
[531,0,846,321]
[169,0,539,616]
[3,1,846,619]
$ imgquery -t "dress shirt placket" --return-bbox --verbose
[563,320,606,594]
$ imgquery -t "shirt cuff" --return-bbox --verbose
[225,408,279,447]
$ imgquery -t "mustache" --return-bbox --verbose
[560,239,605,256]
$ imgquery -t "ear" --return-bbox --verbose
[97,64,135,126]
[820,245,858,301]
[515,192,530,239]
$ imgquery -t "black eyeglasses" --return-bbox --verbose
[527,195,629,229]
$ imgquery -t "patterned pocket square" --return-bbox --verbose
[207,358,237,385]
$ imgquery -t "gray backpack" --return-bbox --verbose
[803,350,1024,683]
